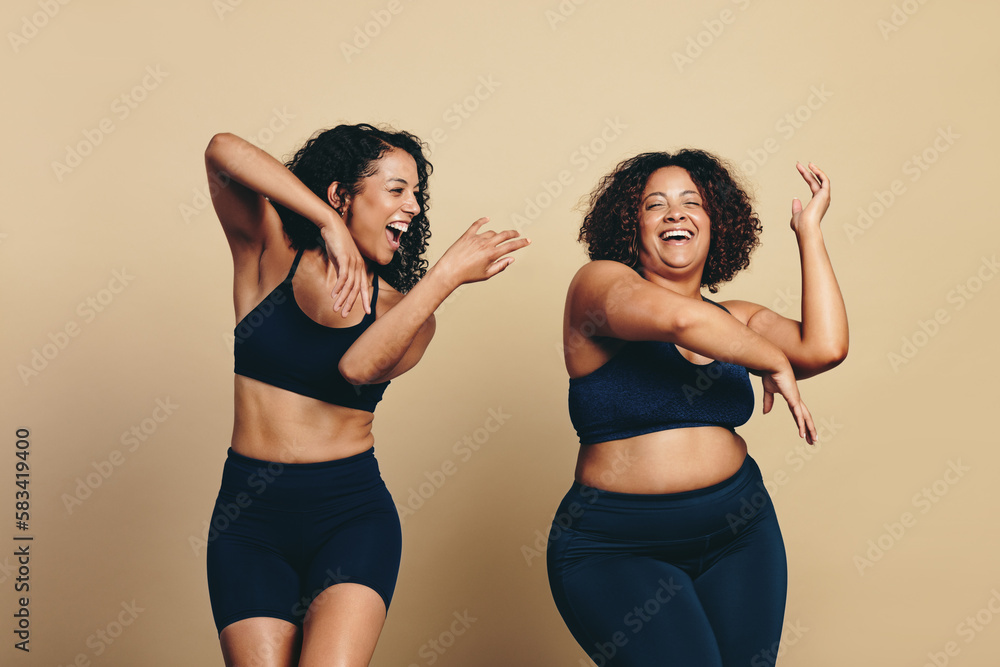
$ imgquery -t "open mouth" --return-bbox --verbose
[660,228,693,243]
[386,221,409,249]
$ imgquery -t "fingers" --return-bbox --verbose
[789,399,818,445]
[465,216,491,236]
[485,256,516,278]
[762,388,774,414]
[330,256,370,317]
[791,197,803,215]
[808,162,829,189]
[796,162,822,194]
[358,275,371,316]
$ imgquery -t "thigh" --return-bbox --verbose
[695,503,787,666]
[549,532,724,667]
[207,503,303,632]
[298,583,387,667]
[302,489,403,620]
[220,617,301,667]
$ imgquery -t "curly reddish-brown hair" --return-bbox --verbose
[579,149,762,293]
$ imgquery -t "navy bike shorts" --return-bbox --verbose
[206,447,402,634]
[547,454,787,666]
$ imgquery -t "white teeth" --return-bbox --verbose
[661,229,692,241]
[387,221,409,233]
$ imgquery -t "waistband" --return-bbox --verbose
[218,446,385,508]
[569,453,761,509]
[555,454,772,542]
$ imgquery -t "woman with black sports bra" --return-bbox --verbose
[204,125,528,666]
[548,151,847,665]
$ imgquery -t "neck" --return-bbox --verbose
[640,265,703,300]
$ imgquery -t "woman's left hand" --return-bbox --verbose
[789,162,831,235]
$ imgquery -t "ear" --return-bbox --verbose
[327,182,351,216]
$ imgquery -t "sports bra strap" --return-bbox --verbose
[285,248,305,283]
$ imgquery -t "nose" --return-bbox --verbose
[665,204,686,222]
[401,193,419,216]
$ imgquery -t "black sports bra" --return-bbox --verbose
[233,248,389,411]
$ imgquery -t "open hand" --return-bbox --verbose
[320,221,370,317]
[790,162,831,235]
[760,365,817,444]
[436,217,531,288]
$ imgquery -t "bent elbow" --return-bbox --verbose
[204,132,236,165]
[815,344,848,374]
[338,360,369,386]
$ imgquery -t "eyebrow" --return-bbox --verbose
[386,177,411,186]
[642,189,700,201]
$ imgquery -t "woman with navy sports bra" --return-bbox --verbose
[548,151,847,665]
[203,125,528,666]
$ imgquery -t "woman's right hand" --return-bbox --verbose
[434,217,531,288]
[759,365,817,444]
[320,218,370,317]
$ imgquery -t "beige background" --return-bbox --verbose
[3,0,999,665]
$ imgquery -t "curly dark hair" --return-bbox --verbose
[578,149,762,293]
[272,123,432,293]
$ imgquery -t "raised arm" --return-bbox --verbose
[204,132,369,315]
[568,260,816,442]
[727,163,848,379]
[339,218,530,385]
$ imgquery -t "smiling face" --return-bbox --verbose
[338,148,421,266]
[637,165,711,285]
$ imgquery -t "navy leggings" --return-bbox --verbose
[206,447,402,634]
[547,455,786,666]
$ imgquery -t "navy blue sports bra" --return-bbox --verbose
[233,248,389,412]
[567,300,754,445]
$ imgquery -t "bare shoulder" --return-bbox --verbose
[568,260,644,305]
[570,259,638,286]
[716,299,768,326]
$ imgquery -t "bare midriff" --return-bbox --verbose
[574,426,748,494]
[231,375,375,464]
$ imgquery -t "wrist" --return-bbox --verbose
[425,262,463,296]
[794,224,825,244]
